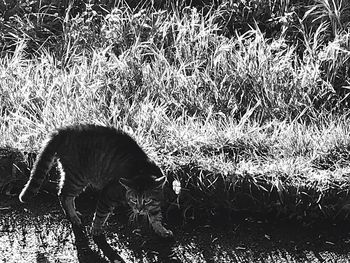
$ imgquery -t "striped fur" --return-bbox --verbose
[19,124,172,238]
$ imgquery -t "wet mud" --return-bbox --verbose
[1,193,349,263]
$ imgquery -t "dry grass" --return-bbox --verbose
[1,0,350,220]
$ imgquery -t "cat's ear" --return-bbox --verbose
[119,178,133,189]
[152,175,166,188]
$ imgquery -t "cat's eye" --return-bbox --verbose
[130,198,137,204]
[144,199,153,205]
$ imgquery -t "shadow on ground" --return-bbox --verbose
[0,193,349,263]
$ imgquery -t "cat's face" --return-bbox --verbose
[119,161,165,218]
[120,174,164,219]
[125,190,161,216]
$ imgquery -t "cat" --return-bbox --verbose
[19,124,173,238]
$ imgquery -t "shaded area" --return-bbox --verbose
[2,147,350,226]
[1,193,349,263]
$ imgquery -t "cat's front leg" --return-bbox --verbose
[149,214,173,238]
[92,188,117,236]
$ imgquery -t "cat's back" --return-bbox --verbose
[57,124,118,137]
[54,125,147,188]
[55,124,146,158]
[56,124,127,142]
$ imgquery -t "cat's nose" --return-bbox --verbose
[137,206,146,214]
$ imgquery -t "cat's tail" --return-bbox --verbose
[19,131,61,203]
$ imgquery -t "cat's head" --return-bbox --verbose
[119,161,165,217]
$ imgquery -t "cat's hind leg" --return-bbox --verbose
[58,174,86,226]
[59,195,82,225]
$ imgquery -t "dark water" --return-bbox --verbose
[1,193,349,263]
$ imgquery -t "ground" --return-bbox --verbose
[0,192,349,263]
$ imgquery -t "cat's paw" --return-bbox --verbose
[163,229,173,238]
[157,228,173,238]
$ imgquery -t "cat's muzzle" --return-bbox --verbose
[134,208,147,216]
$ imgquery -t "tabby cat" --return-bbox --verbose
[19,124,173,238]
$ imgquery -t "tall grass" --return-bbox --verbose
[1,0,350,219]
[303,0,350,92]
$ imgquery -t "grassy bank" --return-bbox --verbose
[1,0,350,221]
